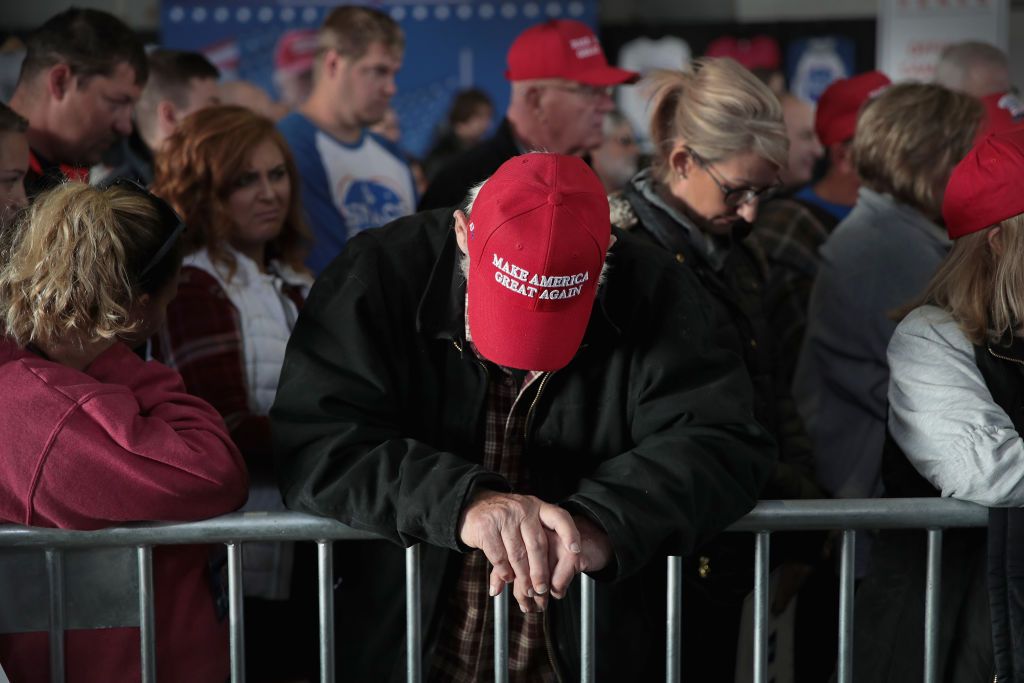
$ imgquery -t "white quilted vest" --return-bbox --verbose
[185,247,312,599]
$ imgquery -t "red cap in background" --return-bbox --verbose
[815,71,891,147]
[274,29,319,76]
[505,20,638,86]
[943,128,1024,239]
[466,154,611,371]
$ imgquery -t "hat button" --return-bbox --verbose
[548,192,564,206]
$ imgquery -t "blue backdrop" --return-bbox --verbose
[161,0,599,158]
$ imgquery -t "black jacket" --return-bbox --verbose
[418,118,519,211]
[271,207,777,681]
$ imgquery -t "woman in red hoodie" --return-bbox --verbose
[0,181,249,682]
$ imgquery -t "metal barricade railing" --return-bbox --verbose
[0,498,988,683]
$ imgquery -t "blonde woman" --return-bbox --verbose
[0,182,248,682]
[884,129,1024,682]
[608,57,825,679]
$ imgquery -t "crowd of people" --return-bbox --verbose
[0,4,1021,683]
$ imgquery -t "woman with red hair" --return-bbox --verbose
[151,104,315,680]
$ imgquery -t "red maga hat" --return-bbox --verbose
[815,71,891,147]
[505,20,638,86]
[943,128,1024,239]
[466,154,611,371]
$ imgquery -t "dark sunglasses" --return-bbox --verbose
[101,177,187,278]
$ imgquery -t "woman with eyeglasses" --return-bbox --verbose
[150,104,317,681]
[0,182,248,682]
[608,57,826,680]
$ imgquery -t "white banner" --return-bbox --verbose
[877,0,1008,82]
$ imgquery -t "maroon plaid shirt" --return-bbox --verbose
[428,334,558,682]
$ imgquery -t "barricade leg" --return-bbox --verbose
[137,545,156,683]
[318,541,335,683]
[227,542,245,683]
[494,584,509,683]
[45,549,65,683]
[924,529,943,683]
[666,555,682,683]
[753,532,770,683]
[837,530,855,683]
[580,573,595,683]
[406,544,421,683]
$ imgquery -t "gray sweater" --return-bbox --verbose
[793,187,949,499]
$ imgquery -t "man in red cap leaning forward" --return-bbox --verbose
[272,152,776,681]
[419,19,638,210]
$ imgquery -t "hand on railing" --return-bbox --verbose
[458,490,583,613]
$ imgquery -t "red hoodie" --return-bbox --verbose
[0,339,249,682]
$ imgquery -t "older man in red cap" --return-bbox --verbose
[419,20,638,210]
[748,70,891,385]
[272,152,775,681]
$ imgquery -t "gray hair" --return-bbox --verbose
[934,41,1009,94]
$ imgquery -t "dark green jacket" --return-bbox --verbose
[271,207,777,681]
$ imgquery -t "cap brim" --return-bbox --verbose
[467,279,593,372]
[573,65,641,86]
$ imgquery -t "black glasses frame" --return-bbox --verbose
[687,148,781,208]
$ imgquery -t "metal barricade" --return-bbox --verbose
[0,498,987,683]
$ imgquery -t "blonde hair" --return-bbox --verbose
[0,182,182,346]
[852,83,982,218]
[645,57,788,181]
[909,214,1024,345]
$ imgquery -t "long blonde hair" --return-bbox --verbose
[645,57,788,181]
[912,214,1024,345]
[0,182,182,346]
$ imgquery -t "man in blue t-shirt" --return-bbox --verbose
[279,5,415,274]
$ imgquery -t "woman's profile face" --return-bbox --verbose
[671,148,778,236]
[225,137,291,255]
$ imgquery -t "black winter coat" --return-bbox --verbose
[271,207,777,681]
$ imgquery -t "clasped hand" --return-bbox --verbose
[457,490,612,613]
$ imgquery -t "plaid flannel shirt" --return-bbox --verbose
[428,326,557,682]
[746,197,837,386]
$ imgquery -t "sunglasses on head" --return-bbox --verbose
[100,177,187,278]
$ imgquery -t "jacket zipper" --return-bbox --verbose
[988,345,1024,366]
[524,373,552,436]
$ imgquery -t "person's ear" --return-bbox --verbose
[322,49,345,79]
[668,143,693,180]
[157,100,176,132]
[48,63,73,101]
[453,210,470,255]
[988,225,1004,256]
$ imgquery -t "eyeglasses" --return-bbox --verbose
[688,148,780,209]
[101,177,187,279]
[541,82,614,102]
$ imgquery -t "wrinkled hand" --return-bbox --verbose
[458,490,581,613]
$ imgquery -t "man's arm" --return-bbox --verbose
[561,261,778,582]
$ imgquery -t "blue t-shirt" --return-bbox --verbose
[278,112,417,274]
[794,185,852,223]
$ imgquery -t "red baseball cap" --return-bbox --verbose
[505,20,638,86]
[815,71,891,147]
[976,91,1024,141]
[274,29,319,75]
[466,154,611,371]
[943,128,1024,239]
